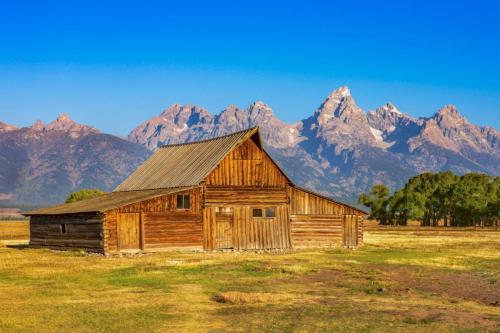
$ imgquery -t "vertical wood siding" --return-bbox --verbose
[206,138,288,187]
[30,214,105,253]
[203,205,291,251]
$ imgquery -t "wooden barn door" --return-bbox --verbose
[215,207,234,249]
[343,214,358,248]
[118,213,141,251]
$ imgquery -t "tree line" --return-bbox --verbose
[359,172,499,227]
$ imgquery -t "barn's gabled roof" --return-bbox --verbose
[24,187,196,216]
[114,127,268,191]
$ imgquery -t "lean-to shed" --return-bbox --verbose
[25,127,367,254]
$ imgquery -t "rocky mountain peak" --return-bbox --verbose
[367,102,416,132]
[213,105,249,133]
[314,86,364,122]
[29,114,98,135]
[160,104,212,127]
[248,100,277,123]
[327,86,351,101]
[249,100,272,113]
[45,113,75,131]
[379,102,401,115]
[32,120,45,131]
[434,105,467,127]
[0,121,17,132]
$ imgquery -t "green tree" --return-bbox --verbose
[358,184,390,224]
[359,172,498,227]
[65,189,105,203]
[485,177,500,227]
[449,173,493,226]
[386,188,426,225]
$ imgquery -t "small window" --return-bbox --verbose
[60,224,67,234]
[252,208,263,217]
[265,207,276,218]
[176,194,190,210]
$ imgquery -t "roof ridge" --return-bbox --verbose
[159,126,259,149]
[112,185,198,193]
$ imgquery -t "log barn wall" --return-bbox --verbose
[289,187,364,248]
[103,188,203,253]
[29,213,105,253]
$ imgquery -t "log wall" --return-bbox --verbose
[289,187,365,248]
[291,214,343,248]
[104,188,203,252]
[30,213,104,253]
[205,186,288,206]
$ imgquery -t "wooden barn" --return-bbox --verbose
[25,127,367,254]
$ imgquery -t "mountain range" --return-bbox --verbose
[1,86,499,205]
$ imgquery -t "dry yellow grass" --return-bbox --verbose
[0,225,498,332]
[0,220,29,240]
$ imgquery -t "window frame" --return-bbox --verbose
[252,207,276,219]
[252,208,263,217]
[265,207,276,218]
[176,194,190,210]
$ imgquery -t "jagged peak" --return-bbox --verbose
[328,86,351,99]
[436,104,460,116]
[160,103,208,115]
[29,114,99,134]
[248,100,273,115]
[220,104,246,113]
[433,104,467,125]
[379,102,401,115]
[52,113,74,124]
[314,85,366,123]
[32,119,45,130]
[250,100,271,109]
[45,113,78,131]
[318,86,351,107]
[320,86,354,107]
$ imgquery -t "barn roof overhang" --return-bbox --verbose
[23,186,198,216]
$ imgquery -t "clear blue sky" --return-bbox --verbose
[0,0,499,135]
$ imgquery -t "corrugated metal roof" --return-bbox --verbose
[114,127,260,191]
[24,187,196,215]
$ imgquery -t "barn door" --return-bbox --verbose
[343,214,358,248]
[215,207,234,249]
[118,213,141,251]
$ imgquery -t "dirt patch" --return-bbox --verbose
[213,291,289,304]
[371,264,500,306]
[396,308,499,330]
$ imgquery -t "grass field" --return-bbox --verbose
[0,222,499,332]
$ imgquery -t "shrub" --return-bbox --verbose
[65,189,105,203]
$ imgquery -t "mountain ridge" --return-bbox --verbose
[1,86,498,205]
[127,86,500,201]
[0,114,151,204]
